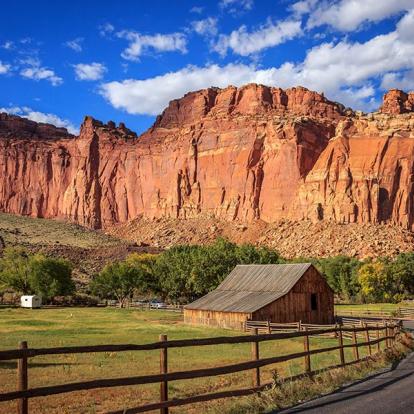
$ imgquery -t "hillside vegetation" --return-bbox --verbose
[0,213,155,283]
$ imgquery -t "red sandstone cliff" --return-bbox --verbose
[1,85,414,231]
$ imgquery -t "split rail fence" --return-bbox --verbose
[0,321,401,414]
[105,302,184,313]
[335,307,414,319]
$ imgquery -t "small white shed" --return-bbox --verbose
[20,295,42,309]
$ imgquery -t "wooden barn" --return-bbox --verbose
[184,263,334,330]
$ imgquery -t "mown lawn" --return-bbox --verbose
[0,307,373,414]
[335,303,414,314]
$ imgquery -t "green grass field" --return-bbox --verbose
[335,303,414,314]
[0,307,374,414]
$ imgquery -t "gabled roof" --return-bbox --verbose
[185,263,313,313]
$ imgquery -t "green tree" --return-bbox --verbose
[125,253,159,294]
[0,248,75,302]
[358,261,391,302]
[236,244,281,265]
[30,255,74,301]
[0,247,32,294]
[316,256,361,300]
[91,260,146,307]
[153,245,200,302]
[153,238,281,302]
[387,253,414,298]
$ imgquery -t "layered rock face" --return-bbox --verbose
[2,85,414,231]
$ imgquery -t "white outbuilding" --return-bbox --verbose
[20,295,42,309]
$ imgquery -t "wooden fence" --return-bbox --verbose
[245,320,337,335]
[335,307,414,320]
[0,322,401,414]
[105,302,184,313]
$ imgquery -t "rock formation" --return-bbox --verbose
[1,85,414,234]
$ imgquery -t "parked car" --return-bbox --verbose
[150,300,167,309]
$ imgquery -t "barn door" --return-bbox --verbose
[310,293,318,323]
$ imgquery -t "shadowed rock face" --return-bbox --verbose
[1,84,414,231]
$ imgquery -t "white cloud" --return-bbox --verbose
[0,106,78,134]
[192,17,218,36]
[381,70,414,91]
[20,67,62,86]
[1,41,14,50]
[19,57,62,86]
[73,62,107,81]
[190,6,204,14]
[220,0,254,12]
[397,7,414,41]
[99,22,115,37]
[100,10,414,116]
[117,30,187,61]
[20,37,32,45]
[0,61,11,74]
[290,0,318,16]
[214,19,301,56]
[65,37,83,52]
[100,64,255,115]
[100,62,377,116]
[307,0,414,31]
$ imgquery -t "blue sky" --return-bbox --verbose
[1,0,413,135]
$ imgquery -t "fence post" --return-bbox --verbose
[17,341,28,414]
[376,324,381,353]
[159,334,168,414]
[267,320,271,334]
[352,325,359,361]
[338,325,345,366]
[303,327,311,375]
[298,320,302,331]
[385,322,389,348]
[251,328,260,388]
[364,323,372,356]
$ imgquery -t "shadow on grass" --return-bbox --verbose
[0,361,80,370]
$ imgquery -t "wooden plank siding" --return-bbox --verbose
[252,266,334,324]
[184,309,251,330]
[184,265,334,329]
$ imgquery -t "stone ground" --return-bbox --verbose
[108,216,414,259]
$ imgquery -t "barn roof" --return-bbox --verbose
[185,263,313,313]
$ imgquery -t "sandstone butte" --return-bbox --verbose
[1,84,414,235]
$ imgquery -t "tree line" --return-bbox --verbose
[2,240,414,305]
[0,247,74,302]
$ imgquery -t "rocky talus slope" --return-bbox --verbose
[2,85,414,257]
[108,217,414,259]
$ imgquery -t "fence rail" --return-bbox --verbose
[0,321,401,414]
[105,302,184,312]
[335,307,414,320]
[245,320,338,335]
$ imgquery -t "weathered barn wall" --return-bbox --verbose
[252,266,334,324]
[184,309,250,330]
[184,265,334,328]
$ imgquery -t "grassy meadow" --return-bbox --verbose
[0,307,377,414]
[335,303,414,315]
[0,213,122,249]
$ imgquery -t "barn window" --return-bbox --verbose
[310,293,318,311]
